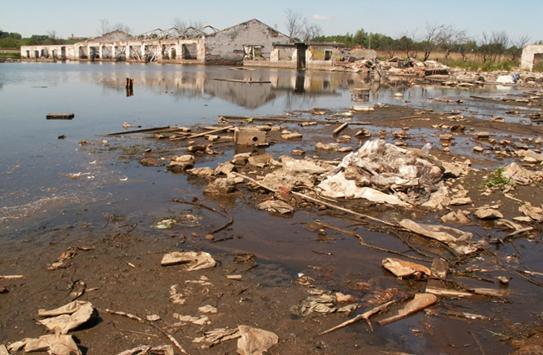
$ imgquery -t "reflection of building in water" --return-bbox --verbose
[83,67,362,108]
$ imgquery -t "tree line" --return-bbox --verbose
[0,30,83,48]
[312,25,532,63]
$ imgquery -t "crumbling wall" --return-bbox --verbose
[205,19,290,65]
[521,45,543,71]
[306,47,341,69]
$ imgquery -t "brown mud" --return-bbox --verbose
[2,82,543,354]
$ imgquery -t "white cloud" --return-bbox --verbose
[312,14,329,21]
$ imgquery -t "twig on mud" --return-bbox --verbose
[396,233,447,261]
[208,216,234,235]
[104,308,189,354]
[454,272,495,284]
[469,330,487,355]
[514,269,543,287]
[320,300,396,335]
[172,198,233,236]
[212,236,234,243]
[313,221,429,262]
[491,227,534,245]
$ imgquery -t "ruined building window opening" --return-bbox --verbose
[26,50,30,58]
[244,45,264,60]
[171,48,177,60]
[534,53,543,72]
[182,44,197,60]
[324,50,333,61]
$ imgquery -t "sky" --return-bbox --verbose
[1,0,542,43]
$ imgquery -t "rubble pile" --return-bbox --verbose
[318,139,445,207]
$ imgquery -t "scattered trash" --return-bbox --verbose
[161,251,217,271]
[382,258,431,279]
[8,334,81,355]
[169,285,186,305]
[321,300,396,334]
[474,208,503,220]
[399,219,478,255]
[0,275,23,280]
[146,314,161,322]
[69,280,86,300]
[168,155,195,173]
[154,219,177,230]
[198,305,218,314]
[48,248,77,270]
[441,210,470,224]
[318,139,444,207]
[503,163,541,185]
[237,325,278,355]
[226,274,242,281]
[257,199,294,214]
[172,313,210,325]
[117,345,174,355]
[37,300,94,334]
[193,327,241,348]
[378,293,437,326]
[519,203,543,222]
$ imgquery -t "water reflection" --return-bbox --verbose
[82,66,362,109]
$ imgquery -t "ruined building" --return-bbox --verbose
[20,18,353,69]
[20,19,291,65]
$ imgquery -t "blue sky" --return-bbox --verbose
[1,0,541,42]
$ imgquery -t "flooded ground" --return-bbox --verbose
[1,62,543,354]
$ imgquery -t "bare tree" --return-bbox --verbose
[285,9,304,40]
[395,30,417,58]
[510,34,530,60]
[172,18,205,32]
[421,24,445,61]
[302,23,322,42]
[99,19,131,35]
[437,25,468,60]
[479,31,509,62]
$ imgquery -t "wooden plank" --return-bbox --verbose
[107,126,172,136]
[333,122,349,135]
[46,113,74,120]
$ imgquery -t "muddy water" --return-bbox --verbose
[1,63,543,354]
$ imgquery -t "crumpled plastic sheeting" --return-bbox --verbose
[237,325,279,355]
[8,334,81,355]
[37,301,94,335]
[318,139,444,206]
[399,219,478,255]
[503,162,542,185]
[161,251,216,271]
[116,345,174,355]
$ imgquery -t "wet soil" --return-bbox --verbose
[2,67,543,354]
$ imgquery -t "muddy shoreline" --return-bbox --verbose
[2,63,543,354]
